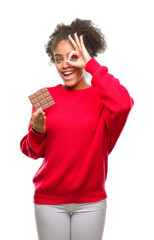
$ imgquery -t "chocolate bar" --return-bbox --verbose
[28,88,55,110]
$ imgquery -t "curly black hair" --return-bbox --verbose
[45,18,107,64]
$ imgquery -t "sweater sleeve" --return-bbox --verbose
[20,107,46,159]
[85,58,134,154]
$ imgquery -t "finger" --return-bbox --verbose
[38,112,45,120]
[35,111,45,120]
[37,107,43,112]
[33,108,43,116]
[74,32,81,50]
[38,112,45,122]
[68,34,78,50]
[68,50,79,60]
[39,117,46,127]
[33,110,45,124]
[36,107,45,115]
[80,35,85,49]
[33,115,46,129]
[65,59,78,67]
[42,116,46,125]
[31,113,45,124]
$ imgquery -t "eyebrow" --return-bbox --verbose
[54,52,71,57]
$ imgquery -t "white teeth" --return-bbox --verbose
[63,71,74,75]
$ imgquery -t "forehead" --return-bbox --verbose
[54,40,75,56]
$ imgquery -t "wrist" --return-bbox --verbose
[85,58,103,76]
[32,126,46,134]
[85,56,92,66]
[85,57,92,64]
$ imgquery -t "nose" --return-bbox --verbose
[62,58,70,68]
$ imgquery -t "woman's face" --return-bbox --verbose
[54,40,85,89]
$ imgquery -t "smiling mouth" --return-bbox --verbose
[62,71,75,80]
[62,71,75,76]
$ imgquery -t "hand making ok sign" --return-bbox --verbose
[66,32,92,69]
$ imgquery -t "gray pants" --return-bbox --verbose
[34,198,107,240]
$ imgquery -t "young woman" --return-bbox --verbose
[20,18,134,240]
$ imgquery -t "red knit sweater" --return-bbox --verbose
[20,58,134,204]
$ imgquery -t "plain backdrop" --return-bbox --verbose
[0,0,154,239]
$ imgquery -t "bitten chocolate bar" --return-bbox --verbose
[28,88,55,110]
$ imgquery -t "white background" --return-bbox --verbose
[0,0,154,239]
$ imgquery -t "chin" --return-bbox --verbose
[64,80,78,87]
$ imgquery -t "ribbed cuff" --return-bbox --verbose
[28,127,46,143]
[85,58,102,76]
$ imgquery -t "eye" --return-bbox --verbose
[71,55,77,60]
[56,58,62,63]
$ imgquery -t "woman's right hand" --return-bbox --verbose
[29,108,46,134]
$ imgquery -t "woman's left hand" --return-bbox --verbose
[66,32,92,68]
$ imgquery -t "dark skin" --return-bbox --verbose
[30,33,92,133]
[30,108,46,134]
